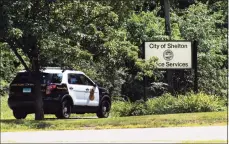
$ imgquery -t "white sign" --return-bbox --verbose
[144,41,192,69]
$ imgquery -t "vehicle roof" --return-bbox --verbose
[18,69,85,74]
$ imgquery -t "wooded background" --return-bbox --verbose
[0,0,227,101]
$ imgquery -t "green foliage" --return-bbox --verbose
[0,42,24,96]
[175,92,226,113]
[0,0,227,101]
[111,99,148,117]
[175,2,227,97]
[112,93,227,117]
[146,93,177,114]
[126,11,168,46]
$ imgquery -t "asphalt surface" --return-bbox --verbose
[1,126,227,143]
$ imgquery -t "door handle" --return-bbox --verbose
[69,87,73,90]
[86,88,89,91]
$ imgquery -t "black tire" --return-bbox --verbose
[96,100,111,118]
[55,100,71,119]
[13,110,27,119]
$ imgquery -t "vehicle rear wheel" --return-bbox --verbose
[96,100,110,118]
[13,110,27,119]
[55,100,71,119]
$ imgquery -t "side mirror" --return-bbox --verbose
[93,81,101,87]
[93,83,97,87]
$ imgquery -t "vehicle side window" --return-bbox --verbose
[68,74,83,85]
[51,73,63,83]
[79,74,94,86]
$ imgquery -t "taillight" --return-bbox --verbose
[9,86,12,96]
[46,84,57,95]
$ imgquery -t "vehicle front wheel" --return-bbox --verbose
[13,110,27,119]
[96,100,110,118]
[55,100,71,119]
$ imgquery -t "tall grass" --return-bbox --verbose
[1,92,227,119]
[111,92,227,117]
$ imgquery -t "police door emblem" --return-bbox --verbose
[163,49,174,61]
[89,87,95,101]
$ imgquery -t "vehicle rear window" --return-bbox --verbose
[12,72,63,84]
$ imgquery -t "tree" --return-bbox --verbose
[0,0,51,120]
[0,42,22,96]
[0,0,95,120]
[0,0,159,119]
[1,0,226,111]
[178,2,227,97]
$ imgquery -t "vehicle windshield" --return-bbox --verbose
[11,72,63,84]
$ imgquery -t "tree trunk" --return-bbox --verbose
[34,69,44,120]
[32,50,44,120]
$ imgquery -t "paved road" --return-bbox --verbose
[1,126,227,143]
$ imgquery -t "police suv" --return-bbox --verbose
[8,67,111,119]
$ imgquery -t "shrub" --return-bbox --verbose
[111,92,226,117]
[111,99,148,117]
[129,100,148,116]
[111,101,133,117]
[175,92,227,113]
[146,93,177,114]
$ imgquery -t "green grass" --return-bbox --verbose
[1,111,228,132]
[0,95,95,120]
[1,96,228,132]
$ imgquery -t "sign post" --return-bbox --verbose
[193,41,198,93]
[162,0,174,95]
[163,0,171,37]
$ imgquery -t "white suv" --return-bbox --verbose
[8,67,111,119]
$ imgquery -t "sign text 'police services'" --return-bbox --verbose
[144,41,192,69]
